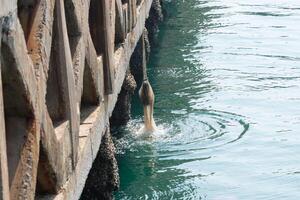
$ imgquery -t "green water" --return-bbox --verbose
[114,0,300,199]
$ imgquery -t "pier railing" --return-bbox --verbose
[0,0,152,199]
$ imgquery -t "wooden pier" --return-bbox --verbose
[0,0,153,199]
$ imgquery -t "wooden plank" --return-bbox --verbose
[101,0,115,94]
[0,19,10,200]
[56,0,79,168]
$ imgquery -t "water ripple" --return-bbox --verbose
[161,110,249,151]
[115,0,300,199]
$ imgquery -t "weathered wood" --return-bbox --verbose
[47,0,155,198]
[8,120,40,200]
[56,0,79,169]
[0,0,154,198]
[18,0,40,42]
[115,0,125,44]
[123,4,129,34]
[88,0,114,94]
[131,0,137,29]
[64,0,82,38]
[26,0,55,94]
[102,0,115,94]
[0,0,16,18]
[128,0,133,32]
[127,0,137,32]
[1,13,40,200]
[39,111,65,191]
[0,20,10,200]
[85,36,103,103]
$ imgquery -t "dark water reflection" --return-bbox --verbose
[115,0,300,199]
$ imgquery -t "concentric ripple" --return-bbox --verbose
[165,110,249,151]
[114,110,249,155]
[113,110,249,200]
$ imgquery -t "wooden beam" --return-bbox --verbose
[86,36,104,101]
[115,0,125,44]
[0,19,10,200]
[101,0,115,94]
[123,4,129,34]
[56,0,79,168]
[1,14,40,200]
[130,0,137,29]
[128,0,132,32]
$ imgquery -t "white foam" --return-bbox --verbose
[135,123,170,141]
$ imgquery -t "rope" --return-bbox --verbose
[142,32,148,81]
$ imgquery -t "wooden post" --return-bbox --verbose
[128,0,133,32]
[131,0,137,29]
[115,0,125,43]
[102,0,115,94]
[86,36,104,102]
[56,0,79,169]
[0,20,10,200]
[123,4,129,34]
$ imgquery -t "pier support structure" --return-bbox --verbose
[0,0,154,199]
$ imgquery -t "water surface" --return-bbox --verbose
[115,0,300,199]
